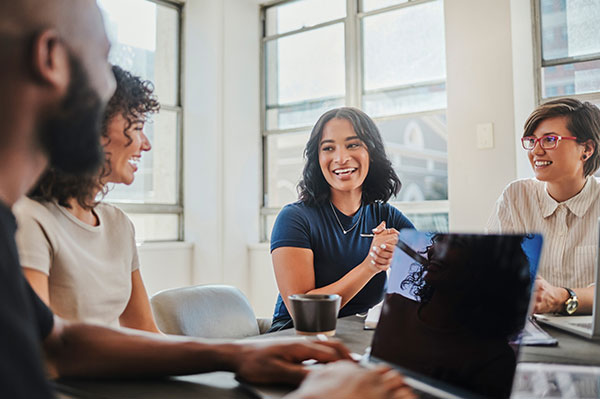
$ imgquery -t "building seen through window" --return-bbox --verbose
[97,0,182,241]
[262,0,448,239]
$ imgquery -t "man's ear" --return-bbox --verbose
[30,29,69,96]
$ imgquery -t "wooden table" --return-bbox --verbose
[55,316,600,398]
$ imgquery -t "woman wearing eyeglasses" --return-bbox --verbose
[268,107,414,332]
[487,98,600,315]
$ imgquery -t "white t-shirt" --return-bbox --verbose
[14,197,139,327]
[487,177,600,288]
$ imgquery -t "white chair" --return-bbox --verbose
[150,285,272,339]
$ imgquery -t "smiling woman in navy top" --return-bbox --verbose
[269,107,414,331]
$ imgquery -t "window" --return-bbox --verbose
[536,0,600,103]
[261,0,448,240]
[97,0,182,242]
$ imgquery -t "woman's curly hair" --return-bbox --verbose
[29,65,160,209]
[297,107,402,206]
[400,234,532,339]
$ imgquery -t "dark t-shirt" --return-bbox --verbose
[0,201,54,398]
[270,201,414,324]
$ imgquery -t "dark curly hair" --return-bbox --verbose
[29,65,160,209]
[297,107,401,206]
[400,234,531,339]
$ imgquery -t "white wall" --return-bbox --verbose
[510,0,537,180]
[180,0,261,295]
[248,243,279,318]
[445,0,535,232]
[138,242,193,295]
[140,0,539,314]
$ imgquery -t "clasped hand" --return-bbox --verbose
[366,221,399,274]
[532,276,567,314]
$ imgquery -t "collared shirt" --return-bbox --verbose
[487,177,600,288]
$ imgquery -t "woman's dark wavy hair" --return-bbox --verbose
[400,234,531,339]
[297,107,401,206]
[29,65,160,209]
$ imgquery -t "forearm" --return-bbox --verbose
[305,261,377,308]
[574,286,594,314]
[44,319,240,378]
[535,283,595,314]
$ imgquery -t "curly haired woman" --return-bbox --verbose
[14,66,161,332]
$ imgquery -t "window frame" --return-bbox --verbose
[532,0,600,105]
[103,0,185,242]
[259,0,449,242]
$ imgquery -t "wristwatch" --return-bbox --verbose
[562,288,579,315]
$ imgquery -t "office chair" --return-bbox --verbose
[150,284,272,339]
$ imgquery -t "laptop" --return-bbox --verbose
[534,220,600,339]
[366,230,543,399]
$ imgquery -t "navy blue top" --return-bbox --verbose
[270,201,414,324]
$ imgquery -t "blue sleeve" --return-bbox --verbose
[386,204,415,230]
[270,204,312,252]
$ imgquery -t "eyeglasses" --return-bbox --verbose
[521,135,578,150]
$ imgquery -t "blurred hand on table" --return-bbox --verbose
[286,361,415,399]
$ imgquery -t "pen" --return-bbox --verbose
[361,233,428,265]
[396,240,428,265]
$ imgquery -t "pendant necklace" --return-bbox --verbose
[329,201,363,235]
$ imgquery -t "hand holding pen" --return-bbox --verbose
[364,221,399,274]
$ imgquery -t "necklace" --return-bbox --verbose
[329,201,363,235]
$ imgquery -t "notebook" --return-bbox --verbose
[366,230,543,399]
[534,219,600,339]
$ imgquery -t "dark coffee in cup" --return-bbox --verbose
[288,294,341,336]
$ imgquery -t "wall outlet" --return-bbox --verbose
[476,123,494,149]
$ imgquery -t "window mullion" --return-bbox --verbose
[345,0,360,108]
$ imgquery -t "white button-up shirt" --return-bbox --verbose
[487,177,600,288]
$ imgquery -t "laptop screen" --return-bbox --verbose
[370,230,542,399]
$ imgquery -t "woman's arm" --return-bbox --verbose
[533,276,594,314]
[273,224,398,312]
[119,270,161,333]
[22,267,50,305]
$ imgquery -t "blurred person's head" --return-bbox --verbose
[522,98,600,182]
[30,66,160,210]
[298,107,401,206]
[401,234,531,339]
[0,0,116,204]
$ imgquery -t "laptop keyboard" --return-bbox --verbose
[568,321,593,329]
[513,366,600,398]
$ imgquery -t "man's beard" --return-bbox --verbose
[37,52,105,175]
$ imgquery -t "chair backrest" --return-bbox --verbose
[150,285,261,339]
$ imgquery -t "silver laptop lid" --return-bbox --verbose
[535,217,600,338]
[369,230,543,399]
[593,218,600,333]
